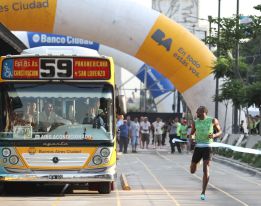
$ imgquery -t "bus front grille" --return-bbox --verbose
[21,153,90,168]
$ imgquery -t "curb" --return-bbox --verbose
[213,155,261,178]
[120,173,131,190]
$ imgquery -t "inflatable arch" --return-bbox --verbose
[0,0,232,130]
[14,32,175,112]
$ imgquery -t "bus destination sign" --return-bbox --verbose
[1,57,111,80]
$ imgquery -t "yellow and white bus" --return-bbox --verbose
[0,46,119,194]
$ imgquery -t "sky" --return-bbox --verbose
[136,0,260,18]
[198,0,260,28]
[199,0,260,20]
[135,0,260,27]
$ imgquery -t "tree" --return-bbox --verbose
[205,4,261,134]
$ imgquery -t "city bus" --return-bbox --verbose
[0,46,121,194]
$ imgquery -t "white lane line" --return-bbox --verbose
[51,197,61,206]
[115,182,121,206]
[136,157,181,206]
[156,150,249,206]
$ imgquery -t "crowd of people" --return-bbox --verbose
[116,114,195,154]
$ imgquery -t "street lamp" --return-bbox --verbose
[208,15,213,50]
[215,0,221,119]
[233,0,240,133]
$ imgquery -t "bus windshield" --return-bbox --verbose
[0,83,113,141]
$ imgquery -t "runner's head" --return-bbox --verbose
[196,106,208,119]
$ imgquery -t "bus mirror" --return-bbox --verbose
[116,95,127,115]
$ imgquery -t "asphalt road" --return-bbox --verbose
[1,146,260,206]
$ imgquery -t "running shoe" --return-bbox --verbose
[200,194,206,200]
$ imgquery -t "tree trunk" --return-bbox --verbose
[223,103,228,134]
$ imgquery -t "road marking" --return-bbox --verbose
[155,150,249,206]
[136,157,181,206]
[115,182,121,206]
[51,197,61,206]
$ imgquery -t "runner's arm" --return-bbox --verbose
[209,118,222,139]
[190,122,196,136]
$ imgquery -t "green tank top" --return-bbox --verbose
[195,116,214,144]
[180,125,188,139]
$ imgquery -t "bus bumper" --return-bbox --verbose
[0,166,116,182]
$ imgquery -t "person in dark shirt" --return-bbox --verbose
[119,120,130,153]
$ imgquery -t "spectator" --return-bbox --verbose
[119,120,130,153]
[139,116,144,148]
[162,120,169,146]
[240,120,245,134]
[116,114,124,142]
[180,118,188,152]
[130,117,140,153]
[168,117,181,153]
[247,115,255,134]
[140,117,151,149]
[152,117,165,149]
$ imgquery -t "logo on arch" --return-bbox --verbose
[151,29,172,51]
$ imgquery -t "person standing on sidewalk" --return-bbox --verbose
[130,117,140,153]
[152,117,165,149]
[180,118,188,152]
[140,117,151,149]
[190,106,222,200]
[119,120,130,153]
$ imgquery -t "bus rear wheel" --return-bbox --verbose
[98,182,111,194]
[0,182,4,195]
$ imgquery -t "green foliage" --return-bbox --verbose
[217,148,233,157]
[224,149,233,158]
[254,4,261,12]
[241,153,255,163]
[213,56,233,78]
[208,6,261,110]
[233,151,243,160]
[215,79,247,107]
[252,156,261,168]
[217,148,226,156]
[222,141,261,168]
[246,82,261,108]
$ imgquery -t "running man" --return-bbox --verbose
[190,106,222,200]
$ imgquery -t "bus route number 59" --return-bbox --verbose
[40,58,73,79]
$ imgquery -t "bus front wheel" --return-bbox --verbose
[98,182,111,194]
[0,182,4,195]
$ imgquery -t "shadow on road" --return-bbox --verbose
[0,183,98,196]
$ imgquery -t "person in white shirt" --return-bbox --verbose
[130,117,140,153]
[140,117,151,149]
[152,117,165,149]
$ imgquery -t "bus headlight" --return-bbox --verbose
[9,155,19,165]
[93,155,102,165]
[2,148,11,157]
[100,148,110,157]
